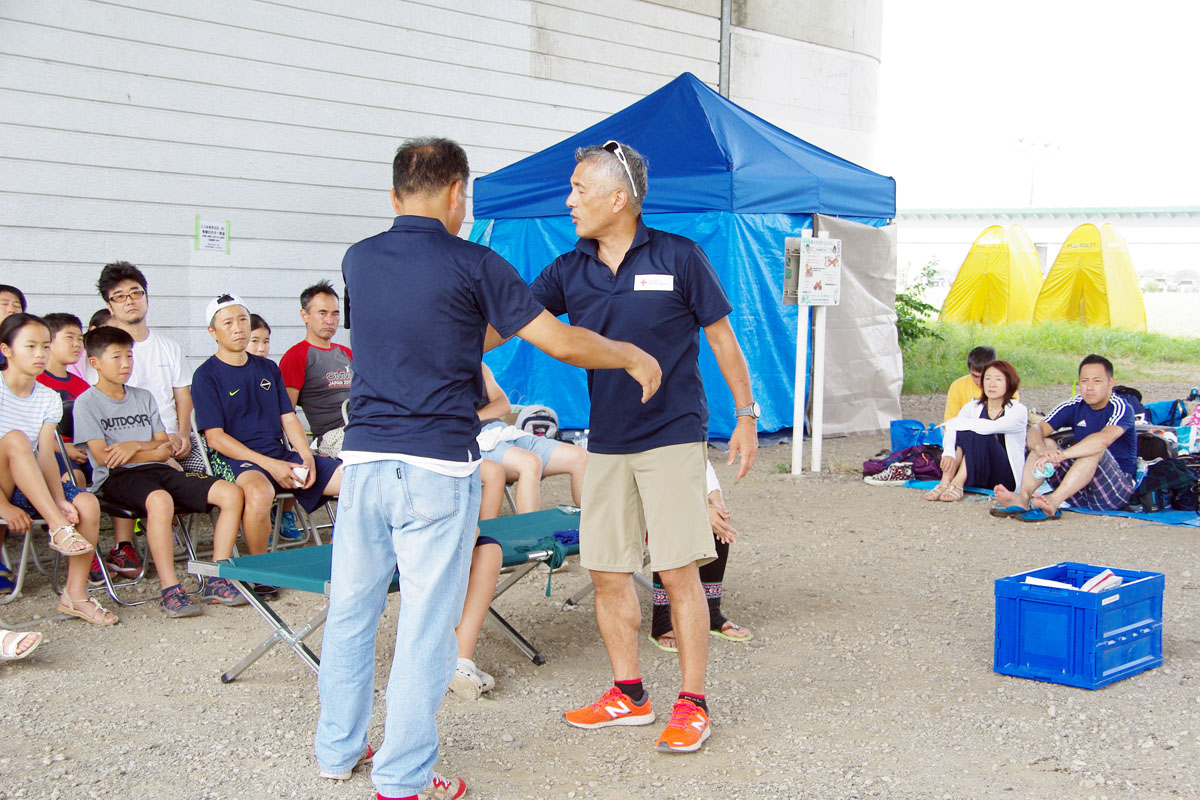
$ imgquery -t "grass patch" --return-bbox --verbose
[901,321,1200,394]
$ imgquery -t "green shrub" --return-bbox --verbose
[901,321,1200,394]
[895,260,942,347]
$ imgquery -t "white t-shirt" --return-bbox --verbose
[0,375,61,455]
[87,329,190,433]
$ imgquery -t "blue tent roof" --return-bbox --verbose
[474,72,895,220]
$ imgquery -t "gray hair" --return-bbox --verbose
[575,142,648,212]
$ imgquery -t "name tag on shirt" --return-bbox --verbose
[634,274,674,291]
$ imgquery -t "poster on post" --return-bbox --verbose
[799,237,842,307]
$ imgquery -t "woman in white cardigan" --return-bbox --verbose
[925,360,1028,502]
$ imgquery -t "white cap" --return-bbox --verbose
[205,293,248,326]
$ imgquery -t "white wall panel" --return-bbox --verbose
[0,0,879,371]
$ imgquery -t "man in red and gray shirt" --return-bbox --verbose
[280,280,353,457]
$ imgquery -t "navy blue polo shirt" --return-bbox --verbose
[1044,393,1137,477]
[530,219,732,454]
[341,215,543,461]
[192,354,293,458]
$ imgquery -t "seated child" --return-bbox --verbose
[926,360,1028,501]
[476,363,587,513]
[36,313,92,486]
[192,295,342,599]
[246,313,301,542]
[247,314,272,358]
[73,326,247,616]
[0,313,115,624]
[68,308,113,381]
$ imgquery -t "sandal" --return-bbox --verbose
[937,485,964,502]
[57,594,119,626]
[711,620,753,642]
[1,629,42,660]
[924,484,950,501]
[648,631,678,653]
[48,525,93,556]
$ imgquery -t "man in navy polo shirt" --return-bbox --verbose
[534,141,758,755]
[313,137,660,800]
[994,354,1136,520]
[192,294,342,562]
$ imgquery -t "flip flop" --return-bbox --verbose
[710,620,753,642]
[648,632,678,653]
[1017,508,1061,523]
[989,505,1029,519]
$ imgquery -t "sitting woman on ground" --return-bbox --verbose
[650,460,751,651]
[925,359,1027,502]
[0,313,117,625]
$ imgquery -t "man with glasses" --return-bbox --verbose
[89,261,198,577]
[533,141,758,754]
[314,137,660,800]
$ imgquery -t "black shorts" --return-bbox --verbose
[99,464,220,514]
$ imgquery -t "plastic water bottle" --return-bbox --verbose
[577,428,589,451]
[1034,462,1055,479]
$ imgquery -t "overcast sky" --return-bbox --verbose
[877,1,1200,210]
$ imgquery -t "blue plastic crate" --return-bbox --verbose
[994,561,1164,690]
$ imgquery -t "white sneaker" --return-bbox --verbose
[476,665,495,693]
[450,658,484,700]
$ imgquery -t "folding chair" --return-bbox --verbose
[188,507,580,682]
[0,518,47,605]
[53,426,206,606]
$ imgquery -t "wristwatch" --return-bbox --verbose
[735,402,761,420]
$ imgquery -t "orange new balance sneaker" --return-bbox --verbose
[563,686,655,729]
[654,698,711,753]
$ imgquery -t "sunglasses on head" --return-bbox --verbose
[602,140,638,198]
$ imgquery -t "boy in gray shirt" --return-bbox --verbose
[73,327,246,617]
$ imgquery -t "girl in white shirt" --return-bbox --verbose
[0,313,117,625]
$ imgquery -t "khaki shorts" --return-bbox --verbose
[579,441,715,573]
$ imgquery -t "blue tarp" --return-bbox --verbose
[471,73,896,438]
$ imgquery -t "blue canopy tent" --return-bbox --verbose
[470,72,896,438]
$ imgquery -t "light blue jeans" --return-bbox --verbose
[315,460,480,797]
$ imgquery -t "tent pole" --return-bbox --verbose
[791,304,809,474]
[719,0,731,97]
[811,305,827,472]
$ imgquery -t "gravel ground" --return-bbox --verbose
[2,382,1197,800]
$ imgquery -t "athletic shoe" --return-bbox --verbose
[417,774,467,800]
[449,658,495,700]
[862,462,914,486]
[278,511,304,541]
[477,665,495,693]
[88,555,104,585]
[654,698,711,753]
[160,584,202,618]
[251,583,279,601]
[319,744,373,780]
[563,686,655,729]
[105,542,142,578]
[201,577,248,606]
[450,659,484,700]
